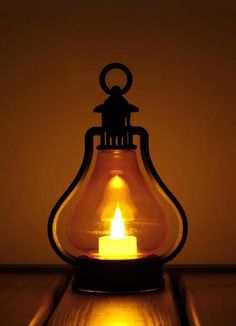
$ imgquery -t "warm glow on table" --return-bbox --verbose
[99,203,137,259]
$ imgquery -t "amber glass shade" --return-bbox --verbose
[64,149,182,260]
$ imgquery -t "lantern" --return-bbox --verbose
[48,63,187,292]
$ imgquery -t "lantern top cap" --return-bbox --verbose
[92,63,139,149]
[93,62,139,123]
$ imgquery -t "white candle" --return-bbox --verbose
[99,203,137,259]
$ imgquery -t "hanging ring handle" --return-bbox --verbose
[99,63,133,94]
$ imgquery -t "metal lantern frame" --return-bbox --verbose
[48,63,188,292]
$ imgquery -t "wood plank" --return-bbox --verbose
[180,273,236,326]
[48,273,180,326]
[0,272,68,326]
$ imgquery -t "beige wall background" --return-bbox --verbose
[0,1,235,264]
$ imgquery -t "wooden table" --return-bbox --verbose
[0,266,235,325]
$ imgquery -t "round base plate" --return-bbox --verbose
[72,255,165,293]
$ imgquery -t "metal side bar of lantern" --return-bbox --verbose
[48,127,105,265]
[130,126,188,263]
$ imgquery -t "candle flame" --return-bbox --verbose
[111,203,125,239]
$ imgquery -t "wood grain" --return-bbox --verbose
[180,273,236,326]
[0,272,67,326]
[48,273,180,326]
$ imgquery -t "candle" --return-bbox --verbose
[99,203,137,259]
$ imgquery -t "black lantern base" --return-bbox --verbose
[72,255,164,293]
